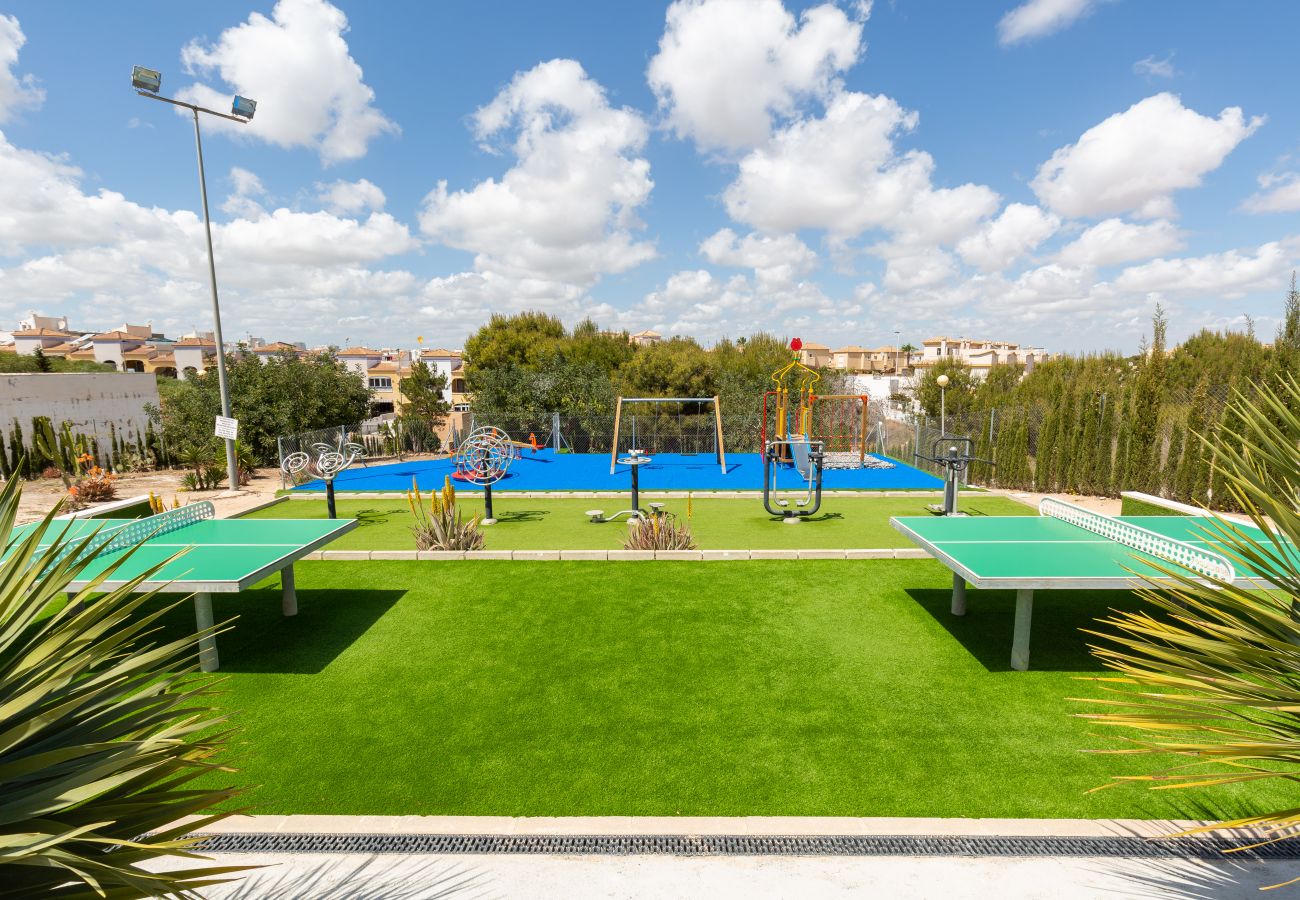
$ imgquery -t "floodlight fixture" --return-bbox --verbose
[232,96,257,121]
[131,66,162,93]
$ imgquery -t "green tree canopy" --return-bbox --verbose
[151,350,371,463]
[398,360,451,428]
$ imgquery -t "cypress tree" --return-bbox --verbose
[1035,406,1058,492]
[1074,391,1100,494]
[1125,306,1169,493]
[1174,377,1210,504]
[1163,422,1184,498]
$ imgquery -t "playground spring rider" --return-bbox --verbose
[913,436,994,516]
[760,338,826,521]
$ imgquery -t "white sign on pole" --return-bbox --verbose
[215,416,239,440]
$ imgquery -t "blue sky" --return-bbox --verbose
[1,0,1298,353]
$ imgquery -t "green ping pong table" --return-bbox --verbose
[9,501,356,672]
[892,497,1285,671]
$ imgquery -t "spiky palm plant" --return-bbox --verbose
[1078,375,1300,870]
[408,477,485,551]
[0,474,249,898]
[622,510,697,551]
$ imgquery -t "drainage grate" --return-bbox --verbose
[192,832,1300,859]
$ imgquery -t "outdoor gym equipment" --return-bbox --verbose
[281,440,364,518]
[762,437,825,521]
[609,396,726,475]
[587,450,665,523]
[914,436,993,516]
[452,425,516,524]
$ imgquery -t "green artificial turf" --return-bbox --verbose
[244,495,1033,550]
[173,559,1289,819]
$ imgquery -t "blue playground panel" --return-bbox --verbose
[294,449,944,493]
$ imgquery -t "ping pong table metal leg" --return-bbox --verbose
[1011,589,1033,671]
[193,592,219,673]
[281,565,298,617]
[951,574,966,616]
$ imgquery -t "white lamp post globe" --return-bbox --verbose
[937,374,949,387]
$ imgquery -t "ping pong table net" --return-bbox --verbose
[1039,497,1236,582]
[44,501,216,566]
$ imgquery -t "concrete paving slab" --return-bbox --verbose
[511,550,560,561]
[654,550,704,560]
[701,550,750,561]
[370,551,417,560]
[845,549,895,559]
[797,549,848,559]
[416,551,466,560]
[607,551,655,561]
[320,550,370,560]
[145,851,1293,899]
[462,551,512,560]
[559,550,609,560]
[748,549,800,560]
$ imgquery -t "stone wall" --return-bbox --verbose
[1,372,159,446]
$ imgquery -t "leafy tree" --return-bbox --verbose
[399,360,450,429]
[463,311,566,377]
[151,350,370,464]
[914,360,975,422]
[0,354,111,374]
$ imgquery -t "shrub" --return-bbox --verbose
[1079,375,1300,877]
[0,475,250,896]
[622,510,697,550]
[408,477,485,551]
[64,453,117,509]
[40,465,61,480]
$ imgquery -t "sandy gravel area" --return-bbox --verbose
[11,467,285,525]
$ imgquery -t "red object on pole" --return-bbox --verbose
[790,337,803,351]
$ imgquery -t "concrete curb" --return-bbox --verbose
[305,548,925,561]
[232,495,289,518]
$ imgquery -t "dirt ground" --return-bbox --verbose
[12,467,285,525]
[989,488,1122,516]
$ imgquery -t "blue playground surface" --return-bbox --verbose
[294,449,944,493]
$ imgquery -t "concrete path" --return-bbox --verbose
[150,851,1291,899]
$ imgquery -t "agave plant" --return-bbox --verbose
[408,476,485,551]
[1077,375,1300,870]
[0,474,250,898]
[622,510,697,551]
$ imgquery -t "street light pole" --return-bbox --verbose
[189,107,239,493]
[133,68,255,494]
[937,373,949,437]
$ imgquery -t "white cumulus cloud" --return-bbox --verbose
[176,0,397,165]
[0,15,42,122]
[648,0,862,151]
[1241,171,1300,214]
[699,228,816,289]
[1056,218,1184,267]
[998,0,1099,46]
[724,91,992,241]
[955,203,1060,272]
[317,178,386,214]
[1031,93,1263,219]
[420,59,655,291]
